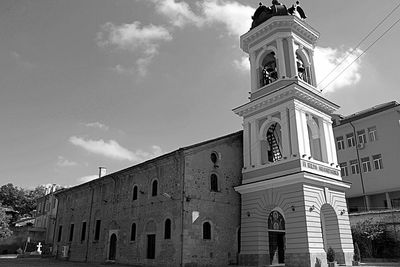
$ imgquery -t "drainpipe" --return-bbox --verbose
[179,150,185,267]
[349,121,368,211]
[85,184,95,262]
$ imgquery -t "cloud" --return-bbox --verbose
[233,56,249,71]
[84,122,110,131]
[200,0,253,37]
[56,156,78,167]
[112,65,136,75]
[11,51,35,69]
[69,136,163,163]
[77,174,98,184]
[97,21,172,76]
[314,46,362,93]
[150,0,202,28]
[148,0,253,36]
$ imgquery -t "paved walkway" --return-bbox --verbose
[0,257,399,267]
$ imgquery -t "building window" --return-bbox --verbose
[203,222,211,240]
[151,180,158,196]
[373,154,383,170]
[132,185,138,201]
[368,127,377,141]
[69,224,74,242]
[336,136,345,150]
[210,152,219,164]
[361,157,372,173]
[164,219,171,239]
[346,133,355,148]
[350,160,359,174]
[210,174,218,192]
[81,222,86,242]
[130,223,136,241]
[357,130,367,144]
[260,52,278,87]
[57,225,62,242]
[340,162,348,177]
[94,220,101,241]
[392,198,400,208]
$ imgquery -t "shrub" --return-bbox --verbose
[327,247,335,262]
[353,242,361,262]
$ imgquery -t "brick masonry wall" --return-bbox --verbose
[182,133,243,266]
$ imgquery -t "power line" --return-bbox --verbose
[318,2,400,91]
[320,15,400,92]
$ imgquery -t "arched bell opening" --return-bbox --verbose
[307,116,323,161]
[108,233,117,261]
[260,52,278,87]
[296,49,312,85]
[268,210,285,265]
[261,122,283,164]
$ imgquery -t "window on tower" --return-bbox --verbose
[296,50,312,85]
[261,122,282,164]
[260,52,278,87]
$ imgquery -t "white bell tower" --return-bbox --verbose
[234,2,354,266]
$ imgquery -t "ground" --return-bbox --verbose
[0,257,399,267]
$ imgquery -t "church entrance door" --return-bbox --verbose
[268,210,285,265]
[147,234,156,259]
[108,233,117,261]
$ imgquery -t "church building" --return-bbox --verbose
[53,2,354,266]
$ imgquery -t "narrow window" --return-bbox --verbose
[361,157,371,172]
[346,133,355,148]
[350,160,359,174]
[336,136,345,150]
[152,180,158,196]
[357,130,367,144]
[57,225,63,242]
[210,152,218,164]
[210,174,218,192]
[339,162,348,177]
[69,223,74,242]
[164,219,171,239]
[81,222,87,242]
[373,154,383,170]
[132,185,138,201]
[260,52,278,87]
[203,222,211,240]
[94,220,101,241]
[368,127,377,141]
[130,223,136,241]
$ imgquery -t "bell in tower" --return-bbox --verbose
[234,2,354,266]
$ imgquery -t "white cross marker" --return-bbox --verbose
[36,242,42,254]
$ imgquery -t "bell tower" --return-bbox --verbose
[234,2,354,266]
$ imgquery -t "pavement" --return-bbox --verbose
[0,257,399,267]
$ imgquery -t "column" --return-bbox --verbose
[287,37,297,78]
[243,121,251,168]
[327,122,338,165]
[280,108,290,158]
[308,49,317,86]
[250,53,257,92]
[250,119,260,166]
[288,107,299,157]
[276,38,287,78]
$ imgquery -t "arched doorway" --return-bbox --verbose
[268,210,285,265]
[320,204,343,263]
[108,233,117,261]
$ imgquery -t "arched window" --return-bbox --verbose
[203,222,211,240]
[210,174,218,192]
[151,180,158,196]
[130,223,136,241]
[132,185,138,201]
[164,219,171,239]
[260,122,283,164]
[296,50,312,85]
[260,52,278,87]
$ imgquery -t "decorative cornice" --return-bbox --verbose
[233,81,339,118]
[240,16,319,53]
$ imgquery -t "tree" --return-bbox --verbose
[0,206,13,239]
[0,183,47,221]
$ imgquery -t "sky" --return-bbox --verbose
[1,0,400,188]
